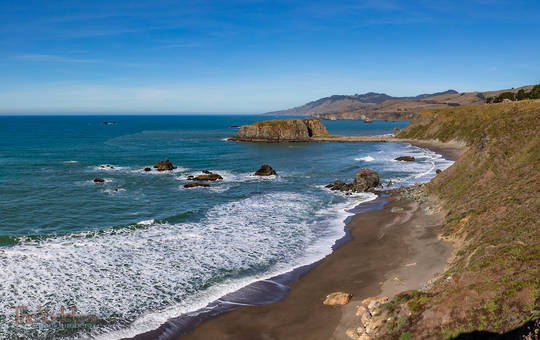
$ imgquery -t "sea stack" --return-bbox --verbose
[254,164,277,176]
[229,118,329,142]
[153,158,174,171]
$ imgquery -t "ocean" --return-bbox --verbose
[0,115,452,339]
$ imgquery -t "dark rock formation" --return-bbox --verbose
[353,170,380,191]
[144,167,152,172]
[184,183,210,189]
[229,119,329,142]
[395,156,415,162]
[153,158,174,171]
[254,164,277,176]
[93,178,105,183]
[327,180,351,191]
[436,169,442,174]
[187,171,223,181]
[327,171,379,192]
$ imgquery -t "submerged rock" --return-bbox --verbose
[153,158,174,171]
[93,178,105,183]
[395,156,415,162]
[144,167,152,172]
[229,118,329,142]
[184,183,210,189]
[323,292,352,305]
[254,164,277,176]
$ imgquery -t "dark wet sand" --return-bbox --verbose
[180,195,453,340]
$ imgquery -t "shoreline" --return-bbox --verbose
[178,190,453,340]
[127,140,465,340]
[230,135,467,161]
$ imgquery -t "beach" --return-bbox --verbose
[176,143,464,340]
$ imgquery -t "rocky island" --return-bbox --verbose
[229,118,330,142]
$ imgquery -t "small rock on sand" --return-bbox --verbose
[345,327,365,339]
[323,292,352,305]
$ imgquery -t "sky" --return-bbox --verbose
[0,0,539,114]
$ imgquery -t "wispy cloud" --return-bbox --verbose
[13,54,99,63]
[10,54,146,68]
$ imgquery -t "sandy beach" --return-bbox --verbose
[178,141,462,340]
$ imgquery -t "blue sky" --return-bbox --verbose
[1,0,539,114]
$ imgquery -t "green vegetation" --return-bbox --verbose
[399,332,413,340]
[395,100,540,338]
[485,84,540,103]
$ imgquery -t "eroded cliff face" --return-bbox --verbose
[229,118,329,142]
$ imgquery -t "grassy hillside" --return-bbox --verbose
[390,100,540,338]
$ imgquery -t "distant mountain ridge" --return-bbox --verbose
[265,86,533,121]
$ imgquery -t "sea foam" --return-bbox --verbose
[0,191,374,339]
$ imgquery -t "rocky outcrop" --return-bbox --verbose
[344,296,390,339]
[254,164,277,176]
[93,178,105,183]
[154,158,174,171]
[395,156,415,162]
[144,167,152,172]
[353,170,380,191]
[187,171,223,181]
[229,119,329,142]
[184,183,210,189]
[323,292,352,305]
[326,171,380,192]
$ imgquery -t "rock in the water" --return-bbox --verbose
[436,169,442,174]
[254,164,277,176]
[393,126,400,135]
[187,171,223,181]
[323,292,352,305]
[144,167,151,172]
[352,170,380,192]
[93,178,105,183]
[153,158,174,171]
[326,171,379,192]
[184,183,210,189]
[327,180,352,191]
[395,156,415,162]
[229,118,329,142]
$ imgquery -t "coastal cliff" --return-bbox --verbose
[358,100,540,339]
[229,118,329,142]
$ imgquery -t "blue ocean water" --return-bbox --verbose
[0,115,451,339]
